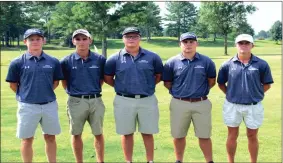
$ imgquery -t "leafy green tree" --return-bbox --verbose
[231,21,255,39]
[118,2,162,41]
[198,2,256,55]
[257,30,269,39]
[165,2,197,41]
[270,20,282,44]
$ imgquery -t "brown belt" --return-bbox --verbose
[174,96,208,102]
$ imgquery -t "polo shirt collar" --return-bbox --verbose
[26,51,46,60]
[232,53,259,63]
[178,52,200,61]
[74,50,94,60]
[121,47,145,56]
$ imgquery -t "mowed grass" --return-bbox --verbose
[1,37,281,162]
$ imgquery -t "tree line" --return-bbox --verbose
[0,1,282,56]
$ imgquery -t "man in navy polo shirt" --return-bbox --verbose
[162,32,216,163]
[217,34,273,163]
[6,28,64,162]
[104,27,163,163]
[60,29,106,163]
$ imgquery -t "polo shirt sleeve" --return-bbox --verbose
[60,57,69,80]
[153,54,163,74]
[100,56,106,79]
[162,59,174,82]
[6,59,20,83]
[207,59,216,78]
[217,61,229,84]
[261,62,274,84]
[53,59,64,80]
[104,54,117,76]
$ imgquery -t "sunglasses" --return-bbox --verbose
[124,35,140,40]
[238,41,251,45]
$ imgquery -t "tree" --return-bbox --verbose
[165,2,197,41]
[118,2,162,41]
[75,2,120,58]
[270,20,282,44]
[198,2,256,55]
[50,2,78,47]
[257,30,269,39]
[231,21,255,39]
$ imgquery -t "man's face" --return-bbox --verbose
[236,41,254,54]
[123,33,141,48]
[180,39,198,53]
[24,35,44,51]
[72,34,92,51]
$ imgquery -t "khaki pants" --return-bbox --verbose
[67,96,105,135]
[113,94,159,135]
[170,98,212,138]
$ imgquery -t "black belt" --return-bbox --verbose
[116,93,148,99]
[70,94,101,99]
[34,101,54,105]
[235,102,258,105]
[174,96,207,102]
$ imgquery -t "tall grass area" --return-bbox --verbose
[1,37,281,162]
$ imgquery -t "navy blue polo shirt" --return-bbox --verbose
[162,53,216,98]
[217,54,274,104]
[6,52,64,104]
[60,51,106,95]
[104,48,163,96]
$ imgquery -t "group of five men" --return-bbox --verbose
[6,27,273,163]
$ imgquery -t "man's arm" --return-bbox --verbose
[155,74,162,84]
[208,78,216,89]
[218,84,227,94]
[163,81,172,90]
[61,80,67,90]
[53,80,59,90]
[9,82,18,93]
[263,84,271,92]
[100,79,104,86]
[104,75,115,87]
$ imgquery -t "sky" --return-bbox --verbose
[155,2,282,34]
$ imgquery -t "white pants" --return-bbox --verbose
[223,99,264,129]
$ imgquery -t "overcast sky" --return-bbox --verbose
[155,2,282,34]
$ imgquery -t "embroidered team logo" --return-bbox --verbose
[194,65,204,69]
[121,56,126,63]
[138,60,148,64]
[24,66,30,69]
[43,65,53,68]
[89,65,99,68]
[248,67,259,71]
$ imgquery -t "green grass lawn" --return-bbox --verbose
[1,37,281,162]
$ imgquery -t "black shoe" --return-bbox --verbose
[175,161,182,163]
[208,161,214,163]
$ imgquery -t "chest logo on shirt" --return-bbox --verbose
[248,67,258,71]
[24,66,30,69]
[72,66,77,69]
[194,65,204,69]
[121,56,126,63]
[43,65,53,68]
[89,65,99,68]
[138,60,148,64]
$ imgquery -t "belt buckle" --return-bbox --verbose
[135,95,141,99]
